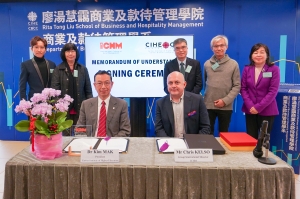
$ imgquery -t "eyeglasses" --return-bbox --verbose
[66,50,76,54]
[212,44,227,49]
[175,46,187,51]
[94,81,111,87]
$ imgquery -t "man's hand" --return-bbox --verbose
[214,99,225,108]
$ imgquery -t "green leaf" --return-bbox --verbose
[15,120,30,132]
[35,120,48,131]
[56,112,67,119]
[56,116,66,124]
[57,120,73,132]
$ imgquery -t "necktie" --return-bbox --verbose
[97,101,106,137]
[180,62,185,78]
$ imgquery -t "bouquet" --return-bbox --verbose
[15,88,74,139]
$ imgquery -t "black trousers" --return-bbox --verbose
[207,109,232,135]
[245,114,275,139]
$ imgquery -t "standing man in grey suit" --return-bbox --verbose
[163,38,202,94]
[155,71,210,137]
[77,71,131,137]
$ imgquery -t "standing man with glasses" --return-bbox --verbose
[203,35,241,135]
[77,70,131,137]
[163,38,202,94]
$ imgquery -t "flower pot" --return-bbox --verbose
[34,132,63,160]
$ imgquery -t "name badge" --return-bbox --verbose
[174,149,213,162]
[81,149,119,163]
[211,62,219,71]
[185,65,192,73]
[50,69,54,73]
[73,70,78,77]
[263,72,272,78]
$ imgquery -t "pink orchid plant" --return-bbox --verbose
[15,88,74,138]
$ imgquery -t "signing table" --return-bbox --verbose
[4,137,295,199]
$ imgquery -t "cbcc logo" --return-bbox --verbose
[27,11,37,22]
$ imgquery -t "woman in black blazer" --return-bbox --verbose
[51,43,93,135]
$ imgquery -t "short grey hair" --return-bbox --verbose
[173,38,187,46]
[210,35,228,48]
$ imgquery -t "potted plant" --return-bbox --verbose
[14,88,73,160]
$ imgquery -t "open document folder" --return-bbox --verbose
[63,138,129,153]
[156,138,187,153]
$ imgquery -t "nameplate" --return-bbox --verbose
[81,149,119,163]
[174,149,213,162]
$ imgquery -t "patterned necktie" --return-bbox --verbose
[97,101,106,137]
[180,62,185,78]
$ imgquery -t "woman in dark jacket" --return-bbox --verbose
[51,43,93,135]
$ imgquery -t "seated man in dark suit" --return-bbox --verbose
[155,71,210,137]
[163,38,202,94]
[77,71,131,137]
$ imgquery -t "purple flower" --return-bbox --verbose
[30,93,48,104]
[31,103,52,117]
[55,101,69,112]
[15,99,32,113]
[63,94,74,103]
[42,88,61,98]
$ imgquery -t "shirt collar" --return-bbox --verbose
[170,93,184,103]
[177,58,187,66]
[98,95,111,106]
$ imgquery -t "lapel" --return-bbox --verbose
[107,96,117,127]
[31,58,50,87]
[165,96,175,136]
[185,58,191,80]
[183,92,192,133]
[45,60,50,87]
[90,98,98,129]
[255,64,269,87]
[171,59,180,72]
[59,62,68,75]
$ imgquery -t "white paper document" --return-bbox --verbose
[63,138,99,152]
[97,138,129,152]
[156,138,187,153]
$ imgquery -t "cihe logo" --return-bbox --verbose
[145,41,174,49]
[100,42,122,49]
[27,11,38,31]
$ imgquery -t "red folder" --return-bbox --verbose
[219,132,257,146]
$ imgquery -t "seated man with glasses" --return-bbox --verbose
[203,35,241,135]
[163,38,202,94]
[77,70,131,137]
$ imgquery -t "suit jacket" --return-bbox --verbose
[155,91,210,137]
[77,96,131,137]
[19,59,56,100]
[51,62,93,113]
[241,64,280,116]
[163,57,202,94]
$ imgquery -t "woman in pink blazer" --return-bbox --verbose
[241,43,280,139]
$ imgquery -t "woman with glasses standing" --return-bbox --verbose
[51,43,93,135]
[241,43,280,139]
